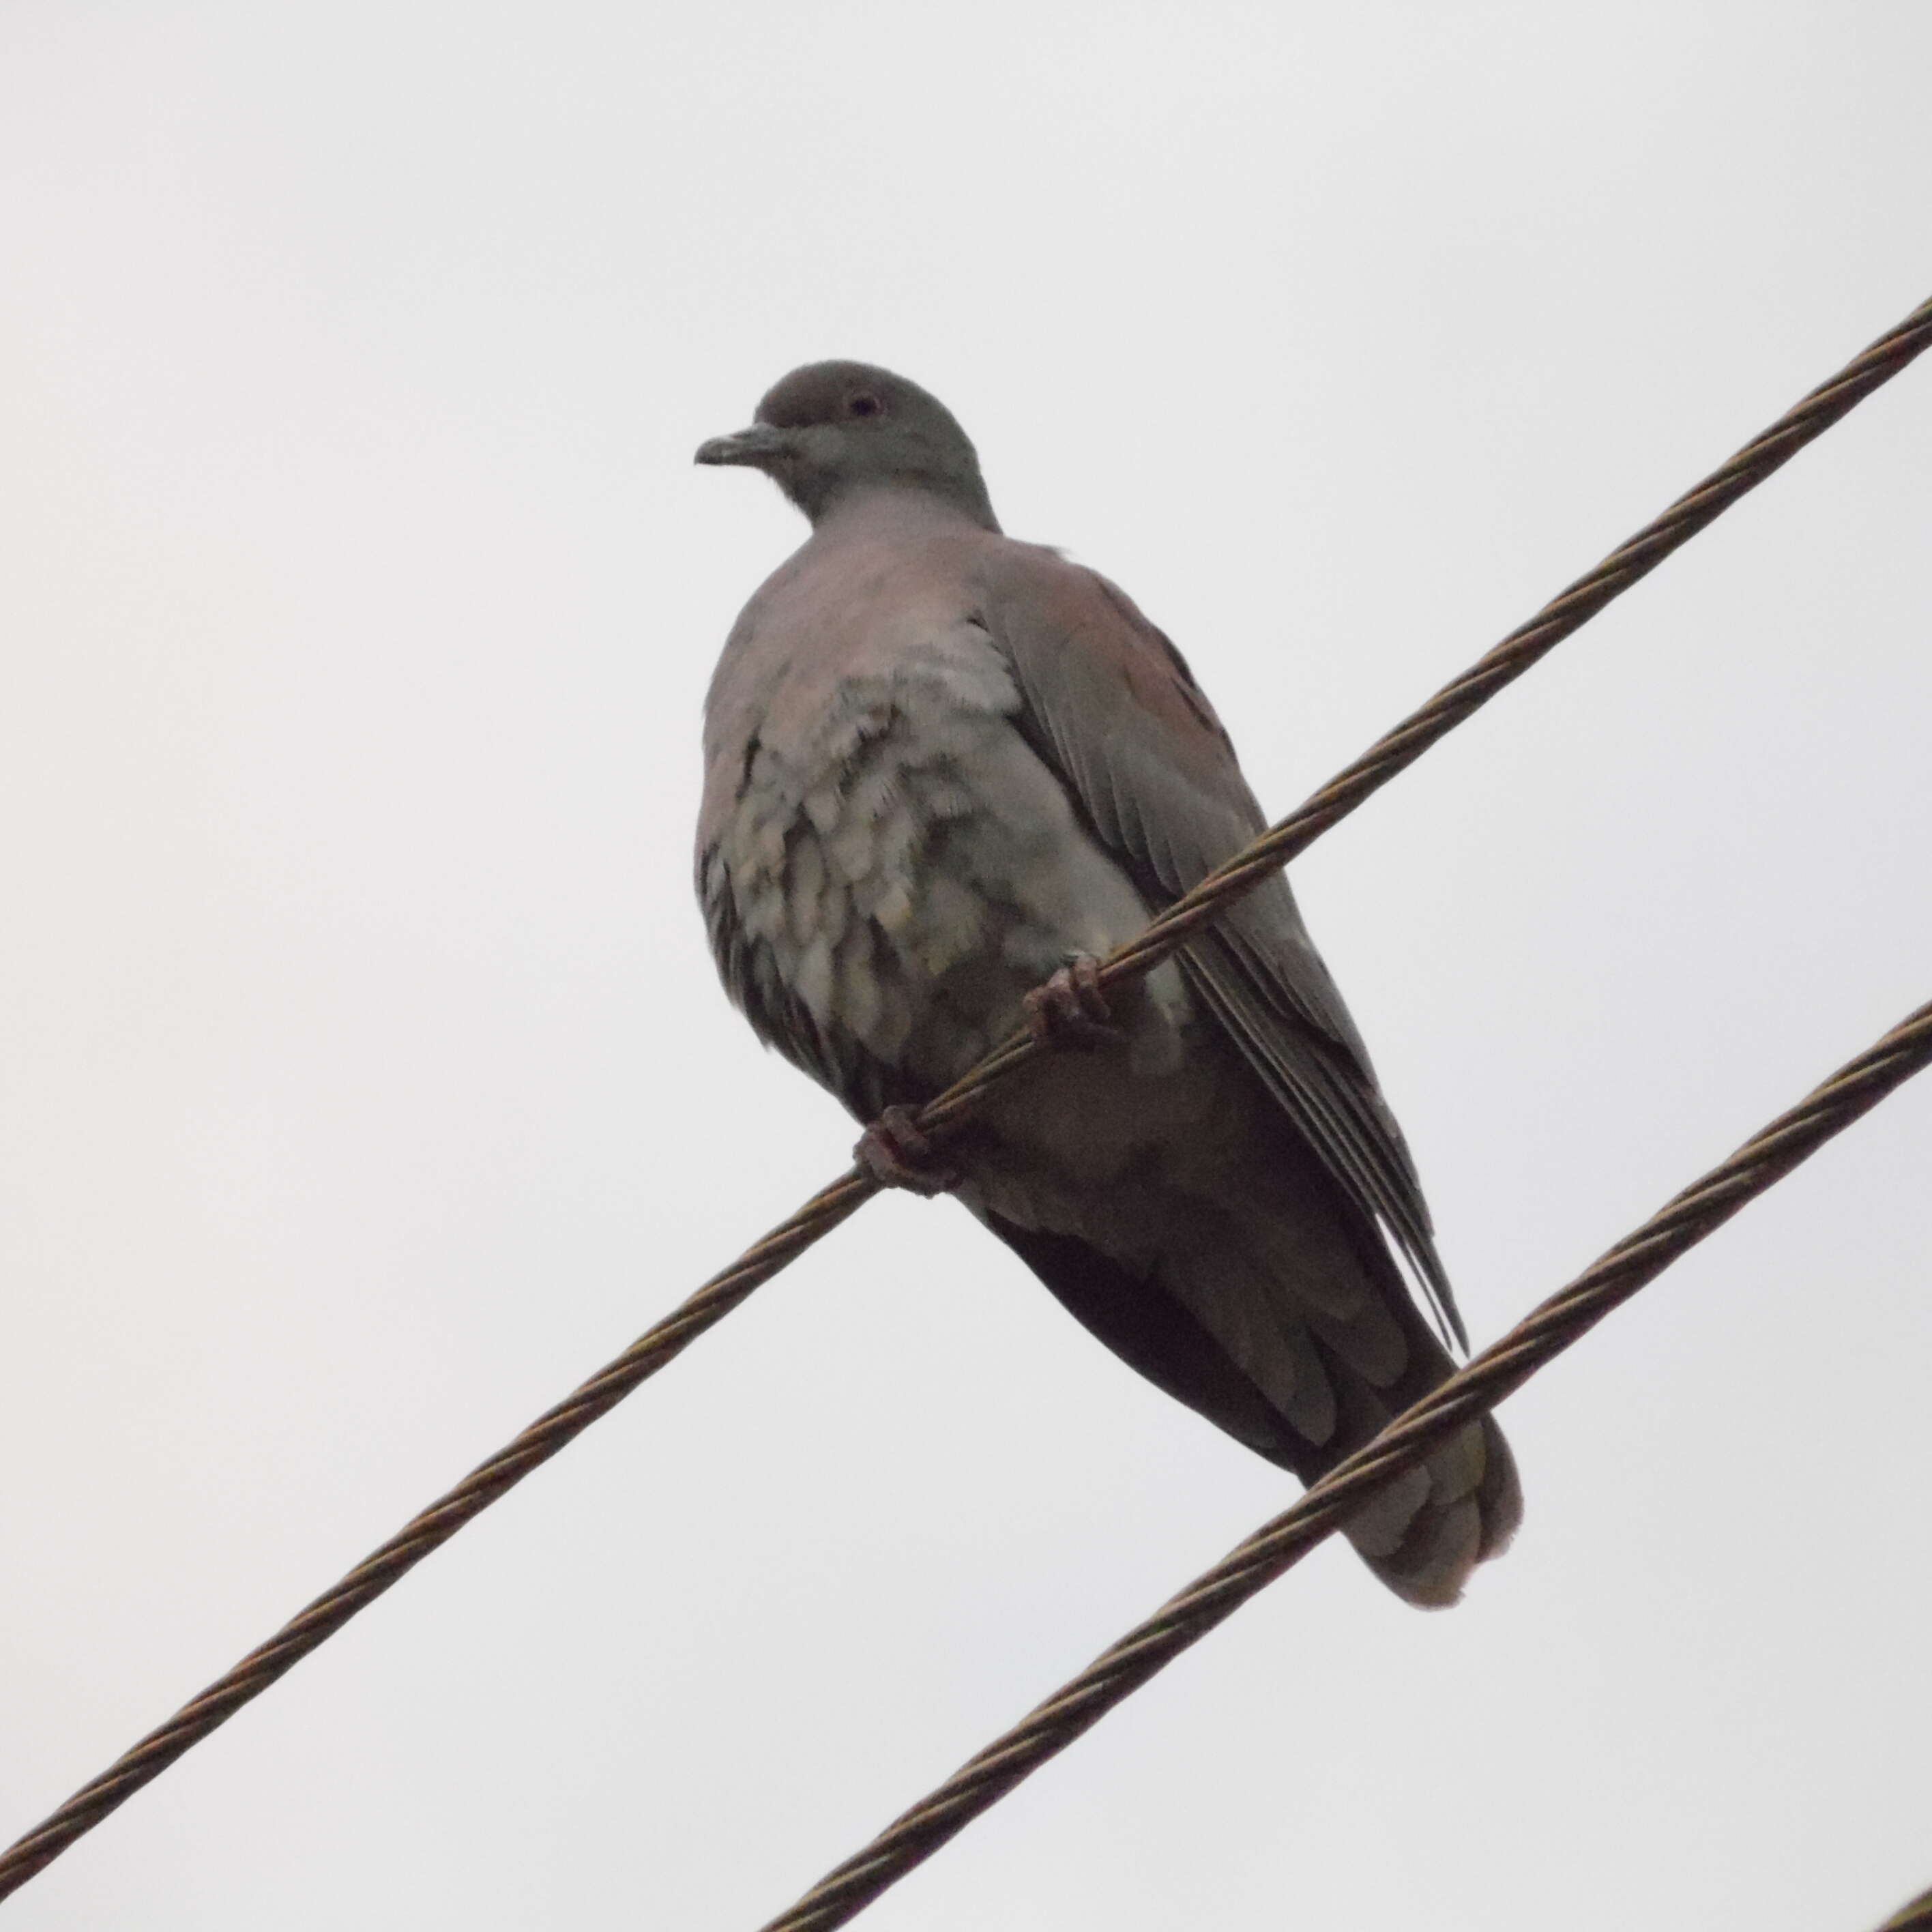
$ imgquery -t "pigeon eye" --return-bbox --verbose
[847,394,884,418]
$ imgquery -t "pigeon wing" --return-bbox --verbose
[978,544,1467,1349]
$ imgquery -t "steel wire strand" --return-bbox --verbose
[759,999,1932,1932]
[0,1170,877,1899]
[2,293,1927,1904]
[1878,1886,1932,1932]
[911,289,1932,1128]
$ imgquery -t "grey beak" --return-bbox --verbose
[694,423,795,468]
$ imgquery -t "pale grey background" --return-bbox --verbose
[3,5,1929,1929]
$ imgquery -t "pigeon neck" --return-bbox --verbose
[795,474,1001,538]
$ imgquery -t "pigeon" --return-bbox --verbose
[694,361,1521,1605]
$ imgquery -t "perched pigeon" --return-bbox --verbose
[694,362,1521,1605]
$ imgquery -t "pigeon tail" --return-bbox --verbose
[978,1197,1521,1609]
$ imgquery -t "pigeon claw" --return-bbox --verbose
[854,1104,959,1197]
[1024,952,1121,1051]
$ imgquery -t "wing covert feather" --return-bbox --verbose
[981,548,1466,1347]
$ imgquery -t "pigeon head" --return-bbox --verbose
[694,361,999,531]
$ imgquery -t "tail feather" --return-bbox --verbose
[975,1203,1521,1609]
[1302,1220,1523,1607]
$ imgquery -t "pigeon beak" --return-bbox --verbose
[694,423,795,469]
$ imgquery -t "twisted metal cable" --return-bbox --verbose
[1878,1885,1932,1932]
[0,1171,876,1900]
[759,998,1932,1932]
[911,290,1932,1128]
[1,293,1927,1903]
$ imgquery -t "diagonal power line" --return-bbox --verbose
[1,292,1928,1902]
[756,997,1932,1931]
[1877,1884,1932,1931]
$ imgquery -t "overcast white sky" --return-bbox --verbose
[3,5,1930,1929]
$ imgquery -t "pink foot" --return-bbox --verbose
[1023,952,1120,1050]
[854,1104,959,1197]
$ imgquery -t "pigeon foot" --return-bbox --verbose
[1024,951,1121,1049]
[854,1104,959,1197]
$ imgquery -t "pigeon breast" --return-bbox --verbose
[698,521,1190,1122]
